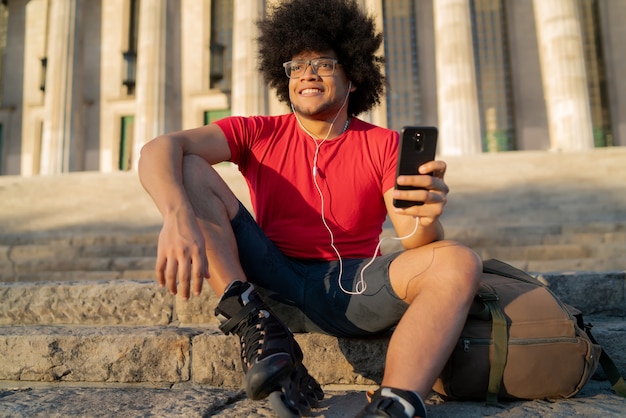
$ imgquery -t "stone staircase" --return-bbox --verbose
[2,149,626,284]
[1,149,626,416]
[1,271,625,387]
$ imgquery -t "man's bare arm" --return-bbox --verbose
[137,124,232,297]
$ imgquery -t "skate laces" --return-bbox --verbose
[215,281,297,370]
[237,308,292,369]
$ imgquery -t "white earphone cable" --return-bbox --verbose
[294,80,419,295]
[354,217,420,294]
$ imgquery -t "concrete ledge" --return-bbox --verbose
[0,326,199,383]
[538,271,626,316]
[590,317,626,377]
[0,321,624,388]
[1,271,624,326]
[0,280,175,326]
[189,331,388,387]
[3,228,626,282]
[0,325,385,387]
[0,379,625,418]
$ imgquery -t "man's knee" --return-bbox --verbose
[391,240,481,301]
[433,240,482,294]
[181,155,240,219]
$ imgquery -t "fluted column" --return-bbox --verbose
[133,0,166,168]
[231,0,268,116]
[433,0,482,155]
[534,0,593,150]
[361,0,387,127]
[40,0,84,174]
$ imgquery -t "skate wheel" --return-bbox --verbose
[268,391,304,418]
[295,365,324,407]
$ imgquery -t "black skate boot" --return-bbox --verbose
[215,281,324,416]
[355,387,427,418]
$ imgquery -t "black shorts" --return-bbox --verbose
[231,203,408,338]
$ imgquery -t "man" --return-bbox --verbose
[138,0,482,417]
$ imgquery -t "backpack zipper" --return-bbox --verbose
[460,336,581,353]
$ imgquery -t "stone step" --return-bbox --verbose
[0,230,160,247]
[476,242,626,265]
[508,257,626,274]
[1,379,624,418]
[1,270,624,327]
[5,245,624,278]
[2,232,624,282]
[4,219,623,248]
[0,325,389,387]
[1,318,624,388]
[445,224,626,247]
[3,221,624,260]
[9,256,156,276]
[1,269,156,283]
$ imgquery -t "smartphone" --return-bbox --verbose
[393,126,438,208]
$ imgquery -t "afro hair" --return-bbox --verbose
[256,0,386,117]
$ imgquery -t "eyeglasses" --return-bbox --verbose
[282,58,339,78]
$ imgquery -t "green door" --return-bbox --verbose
[119,116,135,171]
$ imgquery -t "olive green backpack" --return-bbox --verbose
[433,259,626,405]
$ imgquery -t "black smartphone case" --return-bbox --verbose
[393,126,438,208]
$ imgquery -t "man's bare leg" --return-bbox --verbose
[383,241,482,399]
[179,155,324,411]
[179,155,245,296]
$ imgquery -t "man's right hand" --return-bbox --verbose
[155,210,209,300]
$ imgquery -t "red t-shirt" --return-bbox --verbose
[215,114,398,260]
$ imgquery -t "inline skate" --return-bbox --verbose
[215,281,324,417]
[356,387,427,418]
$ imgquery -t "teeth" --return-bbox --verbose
[301,88,321,94]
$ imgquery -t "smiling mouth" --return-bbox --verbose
[300,88,323,95]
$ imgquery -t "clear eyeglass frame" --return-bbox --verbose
[283,58,339,78]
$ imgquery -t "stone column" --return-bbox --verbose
[533,0,594,150]
[180,0,209,129]
[231,0,268,116]
[361,0,387,127]
[133,0,166,167]
[40,0,84,174]
[433,0,482,155]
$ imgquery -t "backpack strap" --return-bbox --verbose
[583,324,626,397]
[477,282,508,406]
[483,259,539,285]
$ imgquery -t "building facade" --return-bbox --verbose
[0,0,624,175]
